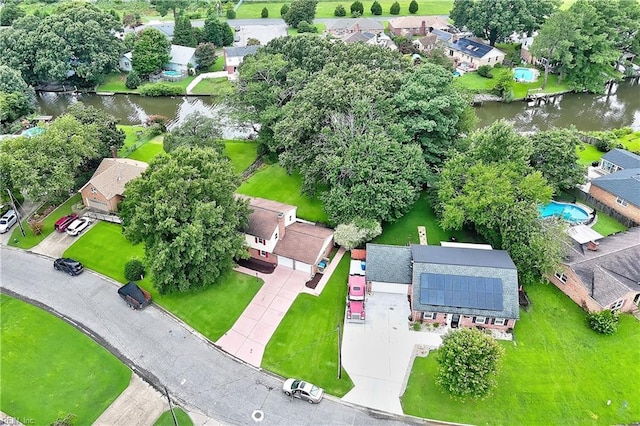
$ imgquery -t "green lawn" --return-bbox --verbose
[238,164,329,223]
[118,124,148,155]
[373,192,480,246]
[190,77,235,101]
[236,0,454,19]
[96,73,196,95]
[619,131,640,153]
[591,212,628,236]
[402,283,640,425]
[127,135,165,163]
[577,143,604,166]
[286,23,326,36]
[0,295,131,425]
[63,222,262,342]
[8,193,82,249]
[208,55,225,72]
[262,254,354,397]
[224,141,258,173]
[454,70,571,98]
[154,408,193,426]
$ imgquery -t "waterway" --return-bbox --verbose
[35,79,640,134]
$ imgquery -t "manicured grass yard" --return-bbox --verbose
[224,141,258,173]
[0,295,130,425]
[577,143,604,166]
[118,124,148,156]
[373,192,480,246]
[63,222,262,342]
[619,130,640,153]
[236,0,454,19]
[127,135,165,163]
[238,164,329,223]
[262,254,354,397]
[402,283,640,425]
[207,55,225,72]
[154,408,193,426]
[454,70,570,99]
[8,193,82,249]
[190,77,235,100]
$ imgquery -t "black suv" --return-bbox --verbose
[53,258,84,276]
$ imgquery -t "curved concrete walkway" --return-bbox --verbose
[186,71,228,95]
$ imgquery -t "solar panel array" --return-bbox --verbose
[419,273,503,311]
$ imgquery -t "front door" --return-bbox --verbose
[451,314,460,328]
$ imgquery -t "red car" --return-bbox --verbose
[346,275,366,320]
[54,213,78,232]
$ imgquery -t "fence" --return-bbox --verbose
[85,210,122,224]
[575,192,639,228]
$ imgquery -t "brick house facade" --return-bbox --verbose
[588,184,640,224]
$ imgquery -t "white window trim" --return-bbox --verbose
[259,250,268,257]
[554,271,568,283]
[474,316,488,324]
[494,318,507,326]
[422,312,437,320]
[615,197,628,207]
[610,299,624,311]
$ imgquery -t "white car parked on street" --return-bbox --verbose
[0,210,18,233]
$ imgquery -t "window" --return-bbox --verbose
[494,318,507,326]
[616,197,628,207]
[474,316,489,324]
[554,271,568,283]
[274,233,278,240]
[259,250,268,258]
[422,312,437,320]
[610,299,624,311]
[90,186,97,194]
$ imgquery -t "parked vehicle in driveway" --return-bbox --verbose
[65,217,91,236]
[117,282,152,310]
[53,258,84,276]
[54,213,78,232]
[282,378,324,404]
[346,275,366,320]
[0,209,17,233]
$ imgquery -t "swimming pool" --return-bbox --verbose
[21,127,45,137]
[513,67,537,82]
[162,70,181,77]
[538,201,590,224]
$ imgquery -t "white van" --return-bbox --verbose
[0,209,18,233]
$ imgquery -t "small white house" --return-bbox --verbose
[118,45,197,74]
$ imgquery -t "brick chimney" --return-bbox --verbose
[421,21,426,35]
[110,145,118,158]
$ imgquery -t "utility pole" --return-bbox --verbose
[164,386,179,426]
[6,188,26,237]
[336,324,342,379]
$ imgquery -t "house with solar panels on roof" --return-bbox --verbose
[366,243,520,331]
[446,38,506,70]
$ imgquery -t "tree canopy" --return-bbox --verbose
[283,0,317,28]
[66,102,125,160]
[172,15,197,47]
[0,3,123,85]
[163,112,224,153]
[119,147,249,294]
[132,28,171,76]
[0,65,35,131]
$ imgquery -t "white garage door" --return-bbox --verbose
[294,261,312,274]
[371,282,409,295]
[87,199,108,211]
[278,256,294,268]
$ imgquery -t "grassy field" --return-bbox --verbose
[208,55,226,72]
[454,69,571,98]
[236,0,454,19]
[96,73,196,94]
[118,124,148,155]
[373,192,481,246]
[576,143,604,166]
[618,130,640,153]
[224,141,258,173]
[0,295,131,425]
[8,194,82,249]
[154,408,193,426]
[402,282,640,425]
[190,77,235,101]
[238,164,329,223]
[127,136,165,163]
[591,211,628,236]
[262,254,354,397]
[63,222,262,342]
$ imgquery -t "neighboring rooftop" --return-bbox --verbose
[411,245,517,269]
[591,168,640,207]
[601,148,640,169]
[326,17,384,32]
[273,222,333,264]
[81,158,148,199]
[450,38,496,58]
[365,244,413,284]
[387,16,449,30]
[224,45,260,58]
[169,44,196,66]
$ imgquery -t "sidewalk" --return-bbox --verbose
[185,71,228,95]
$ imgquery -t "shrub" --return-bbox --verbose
[350,1,364,15]
[296,20,318,33]
[261,7,269,18]
[138,83,183,97]
[145,123,164,138]
[334,219,382,250]
[588,309,619,335]
[409,0,418,13]
[28,219,44,235]
[413,322,422,331]
[492,69,513,97]
[334,4,346,16]
[390,1,400,14]
[477,65,493,78]
[226,7,236,19]
[593,133,617,152]
[493,62,504,69]
[280,4,290,16]
[125,71,141,89]
[612,127,633,138]
[370,0,382,15]
[125,259,146,281]
[145,114,169,131]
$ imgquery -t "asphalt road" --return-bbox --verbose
[0,247,425,426]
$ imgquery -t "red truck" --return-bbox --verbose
[346,275,366,320]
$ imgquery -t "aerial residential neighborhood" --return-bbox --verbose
[1,0,639,425]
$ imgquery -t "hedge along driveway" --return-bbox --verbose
[0,295,131,425]
[63,222,263,342]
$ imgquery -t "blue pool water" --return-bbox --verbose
[453,70,461,77]
[21,127,45,137]
[162,70,181,76]
[538,201,589,224]
[513,67,535,82]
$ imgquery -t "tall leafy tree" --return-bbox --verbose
[283,0,317,28]
[173,15,197,47]
[132,28,170,76]
[119,147,249,294]
[154,0,188,20]
[0,65,35,129]
[0,1,25,26]
[529,10,576,88]
[66,102,125,159]
[195,42,218,69]
[163,112,224,153]
[528,128,585,192]
[202,14,224,46]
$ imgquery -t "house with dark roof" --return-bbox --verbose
[387,16,449,37]
[339,32,397,50]
[325,17,384,36]
[79,158,148,212]
[548,227,640,314]
[223,45,260,79]
[447,38,505,69]
[366,243,520,330]
[588,149,640,225]
[239,196,333,276]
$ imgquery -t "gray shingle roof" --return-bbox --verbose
[601,148,640,170]
[80,158,148,200]
[591,168,640,207]
[169,44,196,66]
[224,45,260,59]
[450,38,497,59]
[411,245,517,269]
[326,17,384,32]
[365,244,412,284]
[564,227,640,307]
[273,222,333,264]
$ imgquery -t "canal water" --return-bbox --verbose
[36,79,640,133]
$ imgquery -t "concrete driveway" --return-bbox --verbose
[30,220,97,258]
[341,293,443,414]
[235,24,287,46]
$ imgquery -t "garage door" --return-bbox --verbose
[278,256,294,268]
[294,261,312,274]
[371,282,409,295]
[87,199,108,211]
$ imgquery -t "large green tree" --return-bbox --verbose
[0,4,123,85]
[283,0,317,28]
[0,65,35,130]
[132,28,170,76]
[529,10,576,88]
[119,147,249,294]
[195,42,218,69]
[172,15,197,47]
[66,102,125,160]
[436,328,505,399]
[163,112,224,153]
[528,128,585,192]
[154,0,188,20]
[0,1,25,26]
